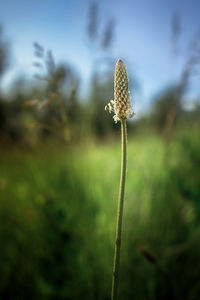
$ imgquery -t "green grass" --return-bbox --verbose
[0,130,200,299]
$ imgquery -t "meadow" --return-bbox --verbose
[0,121,199,300]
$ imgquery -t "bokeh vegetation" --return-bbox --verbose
[0,3,200,299]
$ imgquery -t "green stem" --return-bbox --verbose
[111,119,127,300]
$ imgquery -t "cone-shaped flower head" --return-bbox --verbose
[105,59,135,122]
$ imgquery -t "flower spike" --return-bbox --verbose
[105,59,135,123]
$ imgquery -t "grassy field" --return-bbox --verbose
[0,128,200,299]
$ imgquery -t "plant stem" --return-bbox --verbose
[111,119,127,300]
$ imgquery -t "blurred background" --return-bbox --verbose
[0,0,200,299]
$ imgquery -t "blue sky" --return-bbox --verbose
[1,0,200,113]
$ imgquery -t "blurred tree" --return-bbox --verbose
[0,24,10,142]
[31,42,80,143]
[0,25,10,84]
[88,72,116,137]
[152,25,200,140]
[0,76,39,145]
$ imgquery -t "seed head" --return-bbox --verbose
[105,59,135,122]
